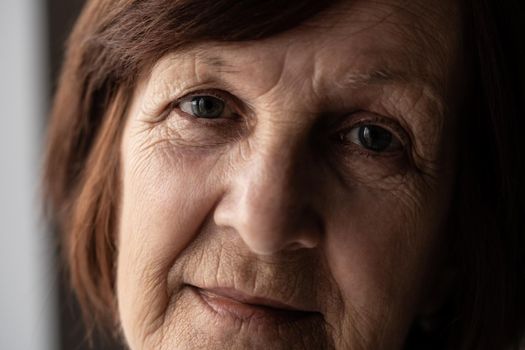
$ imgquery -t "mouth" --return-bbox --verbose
[188,285,321,325]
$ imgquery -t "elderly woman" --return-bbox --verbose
[44,0,525,349]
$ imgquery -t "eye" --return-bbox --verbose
[179,95,229,119]
[341,124,403,153]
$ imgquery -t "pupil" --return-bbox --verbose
[191,96,224,118]
[358,125,392,151]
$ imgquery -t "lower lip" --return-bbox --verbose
[190,286,317,325]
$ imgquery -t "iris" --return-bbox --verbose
[190,96,225,119]
[358,125,393,152]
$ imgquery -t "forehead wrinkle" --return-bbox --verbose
[388,0,460,78]
[194,48,241,75]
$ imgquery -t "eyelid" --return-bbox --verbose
[178,89,227,103]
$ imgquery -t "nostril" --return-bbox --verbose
[214,185,324,254]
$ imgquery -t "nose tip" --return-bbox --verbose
[214,188,322,255]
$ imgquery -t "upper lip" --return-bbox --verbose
[191,285,318,313]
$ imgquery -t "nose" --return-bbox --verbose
[213,134,323,255]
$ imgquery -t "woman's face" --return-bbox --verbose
[117,0,460,348]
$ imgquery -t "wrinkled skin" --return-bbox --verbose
[117,0,461,349]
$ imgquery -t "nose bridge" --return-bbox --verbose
[244,135,302,221]
[214,125,322,256]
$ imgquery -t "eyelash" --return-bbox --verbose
[166,89,409,157]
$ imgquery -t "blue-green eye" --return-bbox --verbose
[342,125,402,152]
[180,95,226,119]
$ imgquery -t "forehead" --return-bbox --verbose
[143,0,462,122]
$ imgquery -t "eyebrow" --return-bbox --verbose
[339,68,412,87]
[341,67,445,114]
[197,52,240,74]
[200,52,412,89]
[194,47,410,84]
[201,55,226,67]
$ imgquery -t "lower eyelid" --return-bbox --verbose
[339,143,407,162]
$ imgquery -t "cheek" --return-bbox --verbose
[116,131,225,348]
[323,183,447,348]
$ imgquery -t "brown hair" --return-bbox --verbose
[44,0,525,348]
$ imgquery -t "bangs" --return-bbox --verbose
[85,0,341,83]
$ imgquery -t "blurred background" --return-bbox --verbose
[0,0,122,349]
